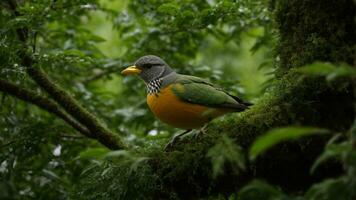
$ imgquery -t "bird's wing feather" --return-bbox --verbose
[171,75,248,110]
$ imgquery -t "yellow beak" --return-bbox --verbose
[121,66,142,76]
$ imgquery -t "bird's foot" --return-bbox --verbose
[164,125,208,151]
[193,124,208,140]
[164,129,192,151]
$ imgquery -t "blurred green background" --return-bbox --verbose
[83,0,274,140]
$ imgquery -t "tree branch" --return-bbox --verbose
[25,66,126,150]
[0,79,92,138]
[7,0,126,150]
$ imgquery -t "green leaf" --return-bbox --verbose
[311,141,351,174]
[298,62,356,81]
[157,3,180,15]
[206,135,245,178]
[305,176,351,200]
[88,34,106,43]
[238,180,286,200]
[42,169,61,181]
[249,126,328,160]
[7,16,30,28]
[79,148,110,159]
[62,49,86,57]
[104,150,131,158]
[130,157,150,172]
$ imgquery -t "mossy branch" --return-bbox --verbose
[25,65,126,150]
[0,79,91,137]
[7,0,126,150]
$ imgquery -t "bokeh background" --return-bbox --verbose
[84,0,274,141]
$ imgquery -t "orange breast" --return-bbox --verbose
[147,84,233,129]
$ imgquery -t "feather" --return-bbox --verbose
[171,74,251,111]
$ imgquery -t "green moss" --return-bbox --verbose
[150,72,354,196]
[275,0,356,76]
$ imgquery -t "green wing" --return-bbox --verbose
[171,75,248,111]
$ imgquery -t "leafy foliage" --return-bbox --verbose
[310,135,351,174]
[206,134,245,178]
[243,123,356,200]
[249,126,329,160]
[1,0,355,199]
[298,62,356,81]
[238,180,286,200]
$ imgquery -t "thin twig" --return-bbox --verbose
[32,31,37,53]
[82,68,117,84]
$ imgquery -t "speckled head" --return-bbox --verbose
[121,55,174,83]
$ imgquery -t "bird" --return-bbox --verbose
[121,55,252,148]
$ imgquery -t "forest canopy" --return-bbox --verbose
[1,0,356,199]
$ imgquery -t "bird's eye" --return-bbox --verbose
[143,63,152,68]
